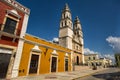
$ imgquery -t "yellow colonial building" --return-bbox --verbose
[18,34,72,76]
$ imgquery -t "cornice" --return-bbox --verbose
[1,0,30,15]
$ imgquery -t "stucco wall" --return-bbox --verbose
[19,34,72,76]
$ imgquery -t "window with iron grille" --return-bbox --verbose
[3,17,17,34]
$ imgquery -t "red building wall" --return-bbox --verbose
[0,1,25,47]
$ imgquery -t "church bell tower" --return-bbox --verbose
[73,16,84,64]
[59,4,73,49]
[73,16,83,45]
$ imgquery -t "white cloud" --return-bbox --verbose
[106,36,120,53]
[104,54,114,60]
[101,54,115,63]
[52,37,59,42]
[100,54,114,59]
[84,48,99,54]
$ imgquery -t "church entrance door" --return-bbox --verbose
[77,56,79,65]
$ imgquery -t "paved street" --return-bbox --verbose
[10,68,107,80]
[75,68,120,80]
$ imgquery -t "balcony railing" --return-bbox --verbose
[0,24,21,36]
[0,24,21,40]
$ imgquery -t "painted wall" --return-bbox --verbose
[0,1,25,47]
[0,0,30,79]
[19,34,72,76]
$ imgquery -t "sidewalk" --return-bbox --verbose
[11,68,108,80]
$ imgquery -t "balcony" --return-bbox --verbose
[0,24,20,42]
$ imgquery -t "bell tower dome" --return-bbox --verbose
[73,16,83,38]
[60,3,72,29]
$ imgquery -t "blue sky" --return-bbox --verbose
[16,0,120,58]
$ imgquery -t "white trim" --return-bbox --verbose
[64,55,69,71]
[11,14,29,78]
[5,14,19,21]
[65,53,69,57]
[82,54,85,64]
[0,44,16,50]
[20,14,29,38]
[37,53,41,75]
[0,45,16,79]
[31,45,42,53]
[82,38,84,64]
[11,39,24,78]
[50,50,58,73]
[27,52,32,76]
[1,14,19,36]
[7,9,21,19]
[2,0,30,14]
[0,48,13,54]
[71,51,73,71]
[51,50,58,56]
[27,51,41,75]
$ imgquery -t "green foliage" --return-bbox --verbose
[114,53,120,67]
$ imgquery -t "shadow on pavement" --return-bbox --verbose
[92,71,120,80]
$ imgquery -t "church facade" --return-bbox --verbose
[59,4,84,65]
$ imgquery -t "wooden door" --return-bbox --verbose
[29,54,39,74]
[51,57,57,72]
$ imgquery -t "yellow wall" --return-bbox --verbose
[19,34,71,76]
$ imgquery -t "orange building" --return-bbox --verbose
[18,34,72,76]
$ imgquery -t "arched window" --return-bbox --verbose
[62,22,63,27]
[64,14,66,18]
[65,21,67,26]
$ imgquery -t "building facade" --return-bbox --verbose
[84,54,99,65]
[59,4,84,65]
[84,54,112,68]
[0,0,30,79]
[18,34,72,76]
